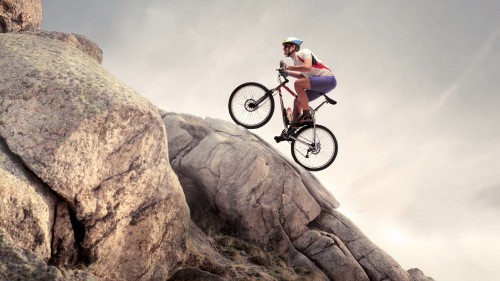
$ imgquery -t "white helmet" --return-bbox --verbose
[282,37,303,47]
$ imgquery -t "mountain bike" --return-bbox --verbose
[228,70,338,171]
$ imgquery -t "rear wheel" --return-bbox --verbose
[228,82,274,129]
[291,124,338,171]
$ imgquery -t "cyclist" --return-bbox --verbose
[279,37,337,128]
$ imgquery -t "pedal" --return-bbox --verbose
[274,135,285,143]
[274,129,289,143]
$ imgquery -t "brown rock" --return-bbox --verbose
[0,137,58,262]
[0,33,189,280]
[163,114,371,280]
[51,202,79,267]
[163,113,429,281]
[0,0,42,32]
[310,210,413,280]
[0,227,66,280]
[408,268,436,281]
[0,227,99,281]
[293,230,368,280]
[23,31,104,64]
[168,268,225,281]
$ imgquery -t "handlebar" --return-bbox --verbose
[276,69,289,83]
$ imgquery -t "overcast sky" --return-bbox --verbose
[41,1,500,280]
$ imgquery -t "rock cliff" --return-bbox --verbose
[0,1,435,280]
[0,33,189,280]
[161,113,434,281]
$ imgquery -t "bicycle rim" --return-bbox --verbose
[291,125,338,171]
[228,82,274,129]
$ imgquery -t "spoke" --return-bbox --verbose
[230,86,271,126]
[292,126,337,170]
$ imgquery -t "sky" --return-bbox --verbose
[41,1,500,280]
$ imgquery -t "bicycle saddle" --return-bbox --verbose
[323,94,337,105]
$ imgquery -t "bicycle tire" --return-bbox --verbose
[291,124,338,171]
[228,82,274,129]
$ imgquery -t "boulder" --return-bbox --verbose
[0,0,41,32]
[0,137,58,262]
[0,33,190,280]
[408,268,436,281]
[0,227,98,281]
[0,227,66,281]
[310,210,413,280]
[163,113,381,280]
[23,31,103,64]
[182,220,329,280]
[168,268,225,281]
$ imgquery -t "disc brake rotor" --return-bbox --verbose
[245,99,257,111]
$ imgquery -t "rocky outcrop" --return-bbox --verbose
[163,113,417,281]
[23,31,104,64]
[0,227,66,281]
[0,137,58,262]
[1,0,102,63]
[408,268,436,281]
[0,227,98,281]
[310,211,412,280]
[0,0,41,33]
[176,221,329,281]
[0,33,190,280]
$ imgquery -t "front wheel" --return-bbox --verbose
[291,124,338,171]
[228,82,274,129]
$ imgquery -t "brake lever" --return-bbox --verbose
[276,69,289,79]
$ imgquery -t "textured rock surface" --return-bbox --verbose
[0,137,58,262]
[408,268,436,281]
[0,227,98,281]
[0,33,190,280]
[178,221,329,281]
[311,211,413,280]
[0,0,41,32]
[0,227,65,281]
[51,202,79,267]
[163,112,417,281]
[23,31,103,64]
[168,268,225,281]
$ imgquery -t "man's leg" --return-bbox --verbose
[294,77,316,125]
[294,77,311,112]
[292,98,302,123]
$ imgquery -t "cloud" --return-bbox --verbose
[473,184,500,209]
[428,25,500,116]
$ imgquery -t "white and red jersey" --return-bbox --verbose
[291,49,333,77]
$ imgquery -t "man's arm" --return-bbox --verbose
[285,70,305,79]
[286,57,312,73]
